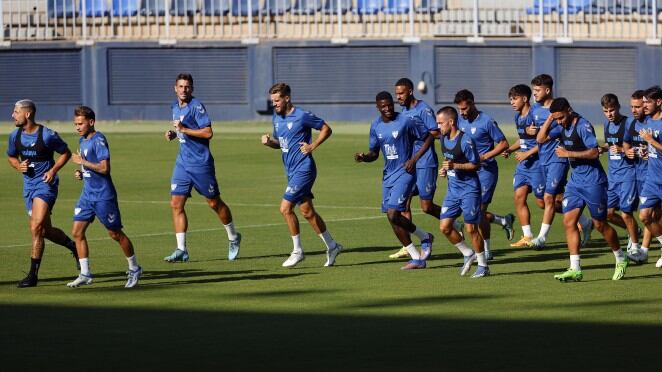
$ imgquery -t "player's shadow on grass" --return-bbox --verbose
[491,262,623,278]
[3,303,660,370]
[346,294,504,309]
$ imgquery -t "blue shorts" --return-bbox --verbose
[284,170,316,204]
[636,178,646,198]
[562,182,608,220]
[441,190,482,224]
[411,167,438,201]
[24,181,58,216]
[513,166,545,199]
[73,197,123,231]
[382,172,415,213]
[171,165,220,199]
[542,162,568,196]
[478,166,498,205]
[639,181,662,210]
[607,181,638,213]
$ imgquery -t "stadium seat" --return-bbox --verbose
[171,0,199,16]
[262,0,292,15]
[527,0,559,15]
[113,0,141,16]
[142,0,167,15]
[231,0,260,16]
[355,0,383,14]
[323,0,352,14]
[204,0,231,15]
[48,0,77,18]
[415,0,446,13]
[383,0,409,14]
[293,0,323,14]
[80,0,111,17]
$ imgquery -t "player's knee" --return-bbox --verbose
[606,209,617,220]
[386,210,400,224]
[170,198,184,211]
[440,222,453,236]
[30,221,45,236]
[592,219,608,233]
[206,197,221,210]
[107,229,123,241]
[71,228,84,241]
[640,210,652,225]
[279,204,294,216]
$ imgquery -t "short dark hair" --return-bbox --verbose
[176,73,194,85]
[74,105,95,120]
[509,84,532,99]
[632,90,645,100]
[600,93,620,108]
[454,89,474,104]
[644,85,662,100]
[395,78,414,90]
[269,82,291,97]
[549,97,571,113]
[376,91,393,102]
[531,74,554,89]
[437,106,458,123]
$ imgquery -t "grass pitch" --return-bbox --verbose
[1,121,661,370]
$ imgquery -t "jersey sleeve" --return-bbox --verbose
[463,138,481,165]
[368,122,380,153]
[487,119,506,143]
[193,102,211,128]
[420,106,439,133]
[6,131,18,157]
[44,128,69,154]
[578,121,599,149]
[94,135,110,162]
[302,111,325,130]
[408,117,428,142]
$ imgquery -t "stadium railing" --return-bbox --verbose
[0,0,659,44]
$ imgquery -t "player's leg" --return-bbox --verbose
[390,178,431,269]
[280,198,306,267]
[554,183,584,282]
[18,197,52,288]
[298,197,342,267]
[639,186,662,268]
[166,165,193,262]
[606,181,627,229]
[511,177,534,248]
[402,193,413,221]
[481,167,514,246]
[417,167,441,219]
[387,208,425,270]
[67,220,94,288]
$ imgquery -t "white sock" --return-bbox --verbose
[405,243,420,259]
[176,232,186,251]
[538,224,551,240]
[454,241,474,256]
[656,235,662,246]
[413,226,428,241]
[483,239,491,255]
[641,246,649,254]
[476,251,487,266]
[578,214,592,227]
[292,235,304,254]
[79,258,90,276]
[522,225,533,238]
[613,249,625,263]
[319,230,337,250]
[224,222,238,241]
[492,214,506,226]
[570,254,581,271]
[127,255,139,271]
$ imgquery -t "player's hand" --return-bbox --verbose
[555,146,569,158]
[299,142,314,155]
[514,151,527,162]
[403,159,415,173]
[441,160,454,170]
[639,144,649,160]
[165,130,177,141]
[609,144,621,155]
[501,149,511,159]
[42,169,55,184]
[624,147,636,159]
[72,150,83,165]
[525,124,538,136]
[438,168,447,177]
[261,134,271,145]
[18,159,29,173]
[74,169,83,180]
[354,152,365,162]
[640,128,653,142]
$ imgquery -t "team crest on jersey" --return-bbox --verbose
[287,122,293,130]
[584,124,593,132]
[74,208,81,215]
[29,142,35,147]
[392,131,399,139]
[471,127,477,135]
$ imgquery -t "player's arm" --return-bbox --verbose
[514,144,539,162]
[404,132,433,172]
[7,156,30,173]
[354,150,379,163]
[502,141,520,158]
[481,138,509,162]
[175,121,213,139]
[300,123,332,155]
[640,129,662,151]
[555,146,599,159]
[261,133,280,149]
[72,150,109,175]
[43,147,72,184]
[536,115,554,144]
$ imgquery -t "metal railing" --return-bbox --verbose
[0,0,660,44]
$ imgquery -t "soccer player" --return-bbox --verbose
[436,106,490,277]
[261,83,342,268]
[454,89,513,260]
[635,86,662,268]
[164,73,242,263]
[389,77,439,259]
[502,85,545,248]
[66,106,142,288]
[354,91,434,270]
[540,98,627,281]
[7,99,79,288]
[597,94,640,256]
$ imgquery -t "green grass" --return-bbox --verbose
[1,122,661,370]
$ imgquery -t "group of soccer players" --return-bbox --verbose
[7,72,662,288]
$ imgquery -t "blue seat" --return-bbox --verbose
[293,0,323,14]
[384,0,409,14]
[48,0,76,18]
[171,0,199,16]
[231,0,260,16]
[415,0,446,13]
[355,0,383,14]
[80,0,111,17]
[263,0,292,15]
[566,0,604,14]
[323,0,352,14]
[142,0,167,15]
[204,0,230,15]
[113,0,141,16]
[527,0,559,15]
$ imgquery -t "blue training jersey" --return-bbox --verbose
[603,116,636,181]
[171,97,214,170]
[531,104,565,165]
[457,111,506,168]
[561,116,607,185]
[441,131,481,193]
[515,110,541,171]
[631,117,649,182]
[644,117,662,184]
[78,131,117,201]
[369,112,426,187]
[7,125,68,188]
[272,107,325,175]
[401,100,438,169]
